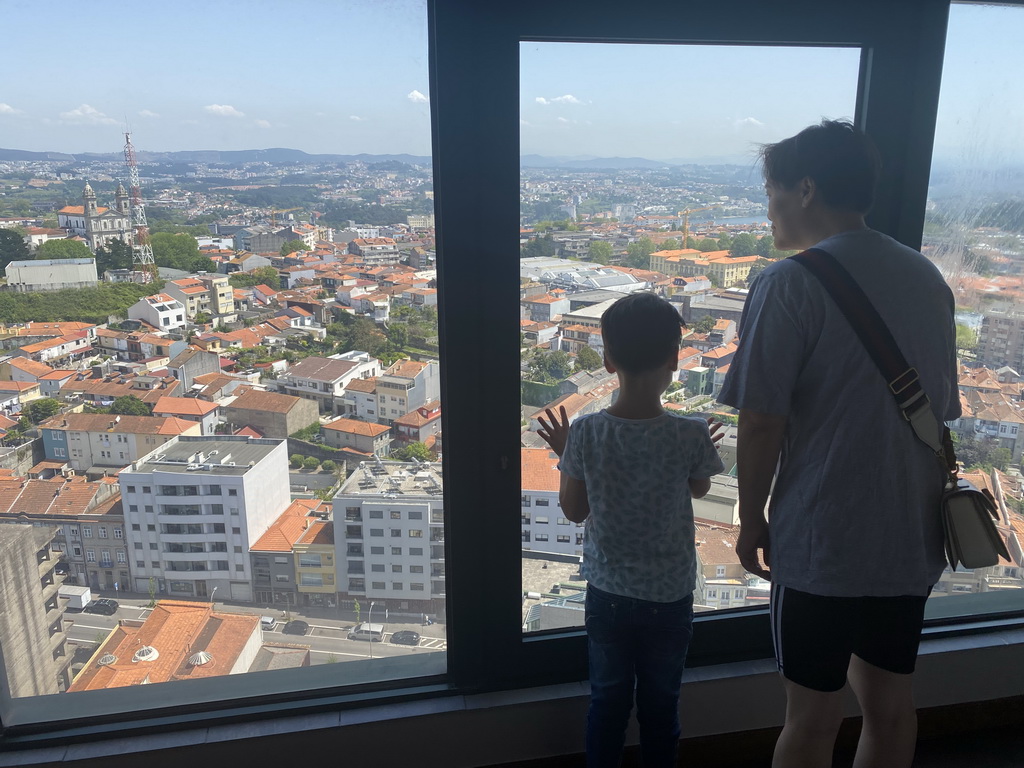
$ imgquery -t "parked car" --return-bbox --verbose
[83,598,119,616]
[348,622,384,642]
[260,616,276,630]
[390,630,421,646]
[282,620,310,636]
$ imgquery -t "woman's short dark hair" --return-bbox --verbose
[600,292,682,374]
[759,119,882,214]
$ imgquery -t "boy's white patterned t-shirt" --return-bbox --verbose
[560,410,724,603]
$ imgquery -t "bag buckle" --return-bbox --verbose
[889,368,920,396]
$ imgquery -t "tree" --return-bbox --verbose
[251,266,281,290]
[94,238,133,275]
[193,311,212,325]
[521,234,558,260]
[281,240,311,256]
[0,228,30,268]
[576,345,603,371]
[36,239,93,261]
[386,322,409,350]
[660,238,682,251]
[755,234,777,258]
[109,395,151,416]
[24,397,61,423]
[302,456,320,470]
[695,238,720,252]
[391,442,433,461]
[150,232,206,272]
[624,237,656,269]
[729,233,759,257]
[714,233,733,251]
[290,453,304,469]
[694,315,716,334]
[956,323,978,352]
[588,240,613,265]
[321,459,338,473]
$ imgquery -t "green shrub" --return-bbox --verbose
[302,456,320,470]
[321,460,337,472]
[290,453,304,468]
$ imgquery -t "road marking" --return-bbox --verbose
[66,624,112,632]
[308,649,375,659]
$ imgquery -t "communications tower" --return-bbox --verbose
[122,131,156,274]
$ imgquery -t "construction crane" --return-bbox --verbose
[676,205,722,246]
[122,131,156,279]
[270,207,302,228]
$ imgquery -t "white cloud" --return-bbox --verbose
[556,117,571,124]
[734,117,765,129]
[138,109,160,118]
[0,103,22,115]
[254,119,272,128]
[349,115,365,122]
[59,104,116,125]
[407,90,429,104]
[536,94,582,106]
[204,104,245,118]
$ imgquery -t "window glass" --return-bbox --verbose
[520,41,860,632]
[0,0,443,722]
[922,2,1024,613]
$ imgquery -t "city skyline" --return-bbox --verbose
[0,3,1020,164]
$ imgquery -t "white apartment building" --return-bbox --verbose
[273,352,380,415]
[376,358,441,426]
[127,293,187,331]
[521,448,584,557]
[119,435,291,602]
[334,459,445,614]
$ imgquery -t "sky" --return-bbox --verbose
[0,2,1021,163]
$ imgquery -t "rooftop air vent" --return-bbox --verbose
[96,653,118,666]
[132,645,159,663]
[187,650,213,667]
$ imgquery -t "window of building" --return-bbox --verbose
[410,547,423,556]
[114,529,123,539]
[391,529,402,538]
[371,564,385,573]
[370,529,383,537]
[82,526,92,538]
[391,510,402,519]
[98,527,108,539]
[85,550,95,563]
[369,510,383,519]
[409,529,423,538]
[392,582,403,590]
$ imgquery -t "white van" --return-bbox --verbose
[347,622,384,642]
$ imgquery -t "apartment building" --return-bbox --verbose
[0,523,71,696]
[221,388,319,439]
[293,518,336,607]
[977,306,1024,371]
[118,435,291,601]
[127,293,187,332]
[39,412,200,472]
[375,358,441,426]
[164,275,234,319]
[273,353,380,415]
[520,448,583,557]
[334,459,445,614]
[321,417,392,456]
[250,499,325,606]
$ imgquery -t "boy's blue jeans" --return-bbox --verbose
[585,584,694,768]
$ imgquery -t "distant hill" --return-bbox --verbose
[0,147,432,166]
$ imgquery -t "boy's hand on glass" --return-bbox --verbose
[537,406,570,457]
[706,417,725,447]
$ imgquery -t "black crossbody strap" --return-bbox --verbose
[790,247,946,457]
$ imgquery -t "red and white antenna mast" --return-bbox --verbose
[123,131,155,273]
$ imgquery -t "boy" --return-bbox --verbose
[538,292,723,768]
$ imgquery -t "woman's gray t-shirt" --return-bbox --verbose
[560,410,724,602]
[719,229,960,597]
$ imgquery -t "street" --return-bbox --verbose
[64,597,447,667]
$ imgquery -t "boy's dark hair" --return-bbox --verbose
[600,292,682,374]
[759,119,881,214]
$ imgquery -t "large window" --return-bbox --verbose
[0,0,443,731]
[518,42,861,632]
[920,2,1024,614]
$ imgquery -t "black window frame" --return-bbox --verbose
[3,0,1024,749]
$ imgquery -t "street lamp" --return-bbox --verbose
[367,601,376,659]
[210,586,218,611]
